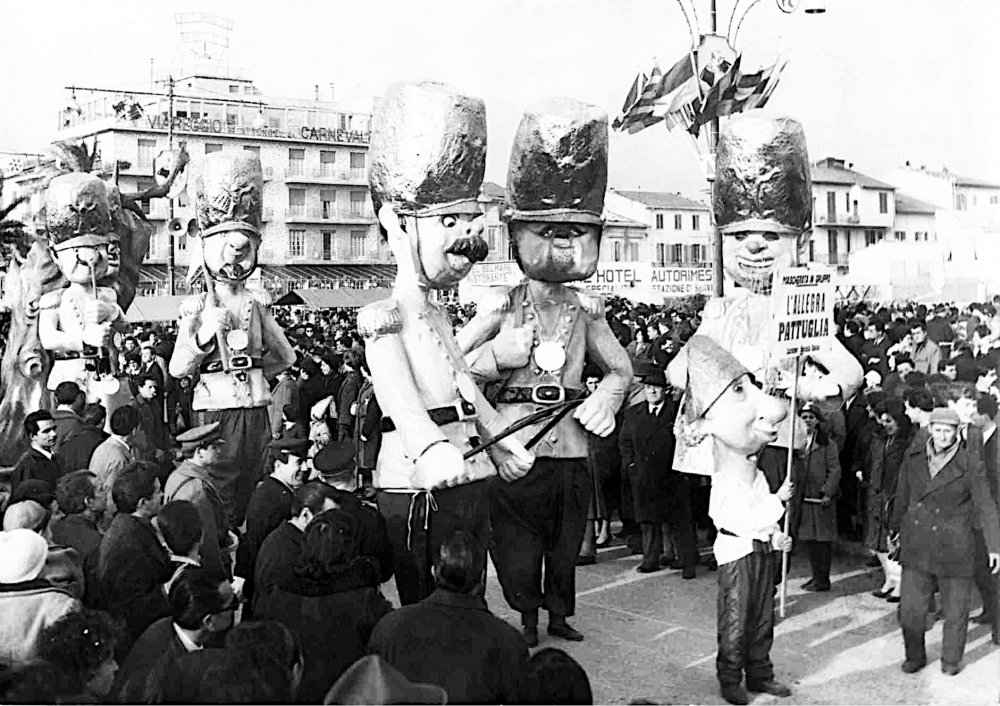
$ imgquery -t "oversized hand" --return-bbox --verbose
[83,299,119,326]
[413,441,466,490]
[573,392,616,437]
[82,323,112,348]
[197,306,230,347]
[491,323,537,371]
[488,436,535,483]
[776,477,794,503]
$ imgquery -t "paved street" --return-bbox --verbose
[393,538,1000,705]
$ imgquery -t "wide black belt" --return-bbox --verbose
[495,386,586,405]
[52,346,103,361]
[718,527,772,553]
[199,356,260,374]
[381,400,476,434]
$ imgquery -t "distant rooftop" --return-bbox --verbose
[603,210,648,228]
[611,190,707,211]
[897,163,1000,190]
[811,158,895,190]
[894,193,937,215]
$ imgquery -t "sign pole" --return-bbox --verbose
[779,354,800,619]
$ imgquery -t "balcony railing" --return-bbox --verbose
[817,213,862,226]
[812,252,850,266]
[285,206,375,221]
[284,167,367,182]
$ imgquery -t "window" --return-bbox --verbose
[827,230,839,260]
[229,85,240,94]
[845,193,850,212]
[864,230,878,246]
[204,143,222,154]
[488,226,498,251]
[137,178,155,215]
[350,190,366,214]
[350,230,366,258]
[288,148,305,175]
[879,192,889,214]
[826,192,837,221]
[655,214,664,229]
[674,214,682,230]
[956,193,967,211]
[894,231,906,241]
[613,241,621,261]
[691,214,700,230]
[350,152,366,170]
[322,231,333,260]
[177,234,187,251]
[320,151,336,176]
[137,139,156,168]
[244,145,260,156]
[671,243,683,263]
[691,243,702,262]
[626,242,639,261]
[320,189,336,219]
[288,188,306,217]
[656,243,666,265]
[289,229,305,258]
[990,195,999,205]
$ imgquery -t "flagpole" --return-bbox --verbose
[709,0,724,298]
[779,354,800,619]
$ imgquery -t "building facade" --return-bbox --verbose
[5,72,395,297]
[603,190,711,266]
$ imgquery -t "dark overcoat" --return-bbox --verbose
[619,397,681,523]
[792,430,842,543]
[891,440,1000,578]
[863,429,912,552]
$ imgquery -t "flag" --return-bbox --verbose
[613,53,697,134]
[689,55,786,135]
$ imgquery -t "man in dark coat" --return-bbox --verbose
[11,411,63,495]
[860,321,892,379]
[890,407,1000,676]
[51,382,87,454]
[98,461,170,652]
[838,389,871,540]
[58,403,108,473]
[252,481,338,617]
[236,437,311,613]
[369,529,529,704]
[619,369,697,578]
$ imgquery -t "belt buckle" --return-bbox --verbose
[204,361,224,374]
[229,355,251,371]
[81,345,100,360]
[531,383,565,405]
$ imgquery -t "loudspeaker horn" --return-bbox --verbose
[167,218,184,234]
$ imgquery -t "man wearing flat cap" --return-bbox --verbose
[314,440,394,584]
[165,423,232,578]
[619,369,697,577]
[236,436,311,613]
[891,406,1000,676]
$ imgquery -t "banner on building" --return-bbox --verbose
[770,266,836,359]
[463,261,524,288]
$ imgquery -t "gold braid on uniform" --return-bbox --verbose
[357,299,403,339]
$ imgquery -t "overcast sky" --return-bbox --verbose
[5,0,998,201]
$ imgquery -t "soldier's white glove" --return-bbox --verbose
[82,323,112,348]
[487,437,534,483]
[413,441,466,490]
[491,322,537,371]
[196,306,231,348]
[573,391,616,437]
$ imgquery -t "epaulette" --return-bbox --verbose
[96,287,118,305]
[178,294,207,319]
[39,289,64,310]
[247,287,273,309]
[357,299,402,338]
[477,287,512,317]
[573,288,605,319]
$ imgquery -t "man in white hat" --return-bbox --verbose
[0,529,79,667]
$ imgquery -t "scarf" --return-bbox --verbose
[926,437,959,478]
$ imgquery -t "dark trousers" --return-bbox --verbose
[972,530,999,624]
[203,406,270,529]
[900,567,972,666]
[802,540,832,587]
[717,544,777,688]
[490,457,590,618]
[377,481,490,606]
[641,513,698,570]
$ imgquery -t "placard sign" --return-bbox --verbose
[770,266,836,358]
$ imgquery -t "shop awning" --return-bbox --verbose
[274,288,392,309]
[125,296,190,322]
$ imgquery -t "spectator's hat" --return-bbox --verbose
[11,479,56,509]
[177,422,223,454]
[271,437,311,463]
[685,335,751,420]
[323,655,447,705]
[2,500,49,532]
[639,369,668,388]
[799,401,824,420]
[0,529,48,583]
[928,407,961,427]
[313,440,357,478]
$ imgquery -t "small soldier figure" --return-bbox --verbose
[458,97,633,645]
[39,173,128,410]
[168,152,296,529]
[359,80,533,606]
